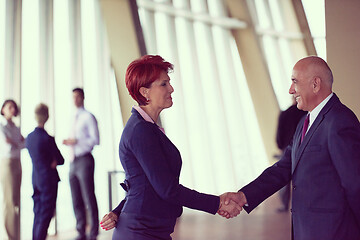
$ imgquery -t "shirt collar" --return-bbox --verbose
[308,92,333,127]
[133,105,155,124]
[75,107,85,117]
[133,106,165,134]
[76,106,85,113]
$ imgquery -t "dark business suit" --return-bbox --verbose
[26,127,64,240]
[276,104,307,210]
[241,94,360,240]
[112,108,219,240]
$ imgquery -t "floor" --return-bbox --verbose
[47,194,291,240]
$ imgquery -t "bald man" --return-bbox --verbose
[221,56,360,240]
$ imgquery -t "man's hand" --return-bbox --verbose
[224,191,247,206]
[100,212,118,231]
[218,192,247,218]
[62,138,77,146]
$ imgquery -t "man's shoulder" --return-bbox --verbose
[331,102,358,121]
[79,108,97,121]
[27,128,50,140]
[321,98,359,131]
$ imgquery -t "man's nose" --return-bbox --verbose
[289,84,295,94]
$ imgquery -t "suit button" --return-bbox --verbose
[293,186,296,190]
[290,208,293,212]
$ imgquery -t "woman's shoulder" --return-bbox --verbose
[125,115,157,137]
[121,114,160,147]
[126,111,156,129]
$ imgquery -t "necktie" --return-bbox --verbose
[301,114,310,143]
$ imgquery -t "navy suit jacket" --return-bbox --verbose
[26,127,64,190]
[241,94,360,240]
[113,108,219,219]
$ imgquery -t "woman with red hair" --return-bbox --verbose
[100,55,241,240]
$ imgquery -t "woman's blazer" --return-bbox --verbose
[116,108,219,219]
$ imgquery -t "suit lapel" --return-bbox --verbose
[291,94,339,174]
[291,122,303,173]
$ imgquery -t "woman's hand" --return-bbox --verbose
[100,212,118,231]
[217,193,244,219]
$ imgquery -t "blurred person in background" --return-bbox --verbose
[63,88,100,240]
[26,103,64,240]
[0,99,25,240]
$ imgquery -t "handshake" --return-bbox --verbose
[217,191,247,219]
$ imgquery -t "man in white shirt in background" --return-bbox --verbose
[63,88,100,240]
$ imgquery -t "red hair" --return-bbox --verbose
[125,55,173,105]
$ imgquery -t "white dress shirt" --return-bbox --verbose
[0,117,25,159]
[306,92,334,134]
[72,107,100,157]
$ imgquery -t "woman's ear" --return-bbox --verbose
[139,87,148,98]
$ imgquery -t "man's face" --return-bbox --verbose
[289,64,316,112]
[73,91,84,108]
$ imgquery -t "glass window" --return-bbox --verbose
[249,0,325,109]
[137,0,268,193]
[13,0,123,237]
[21,0,41,237]
[302,0,326,60]
[252,0,295,109]
[0,0,5,96]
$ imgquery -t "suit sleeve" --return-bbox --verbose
[241,143,292,213]
[129,123,220,215]
[328,111,360,226]
[50,136,64,165]
[112,199,126,216]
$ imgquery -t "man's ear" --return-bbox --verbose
[313,77,321,93]
[139,87,148,98]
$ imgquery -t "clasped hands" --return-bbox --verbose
[217,191,247,219]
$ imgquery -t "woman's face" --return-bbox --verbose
[2,102,17,120]
[146,71,174,111]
